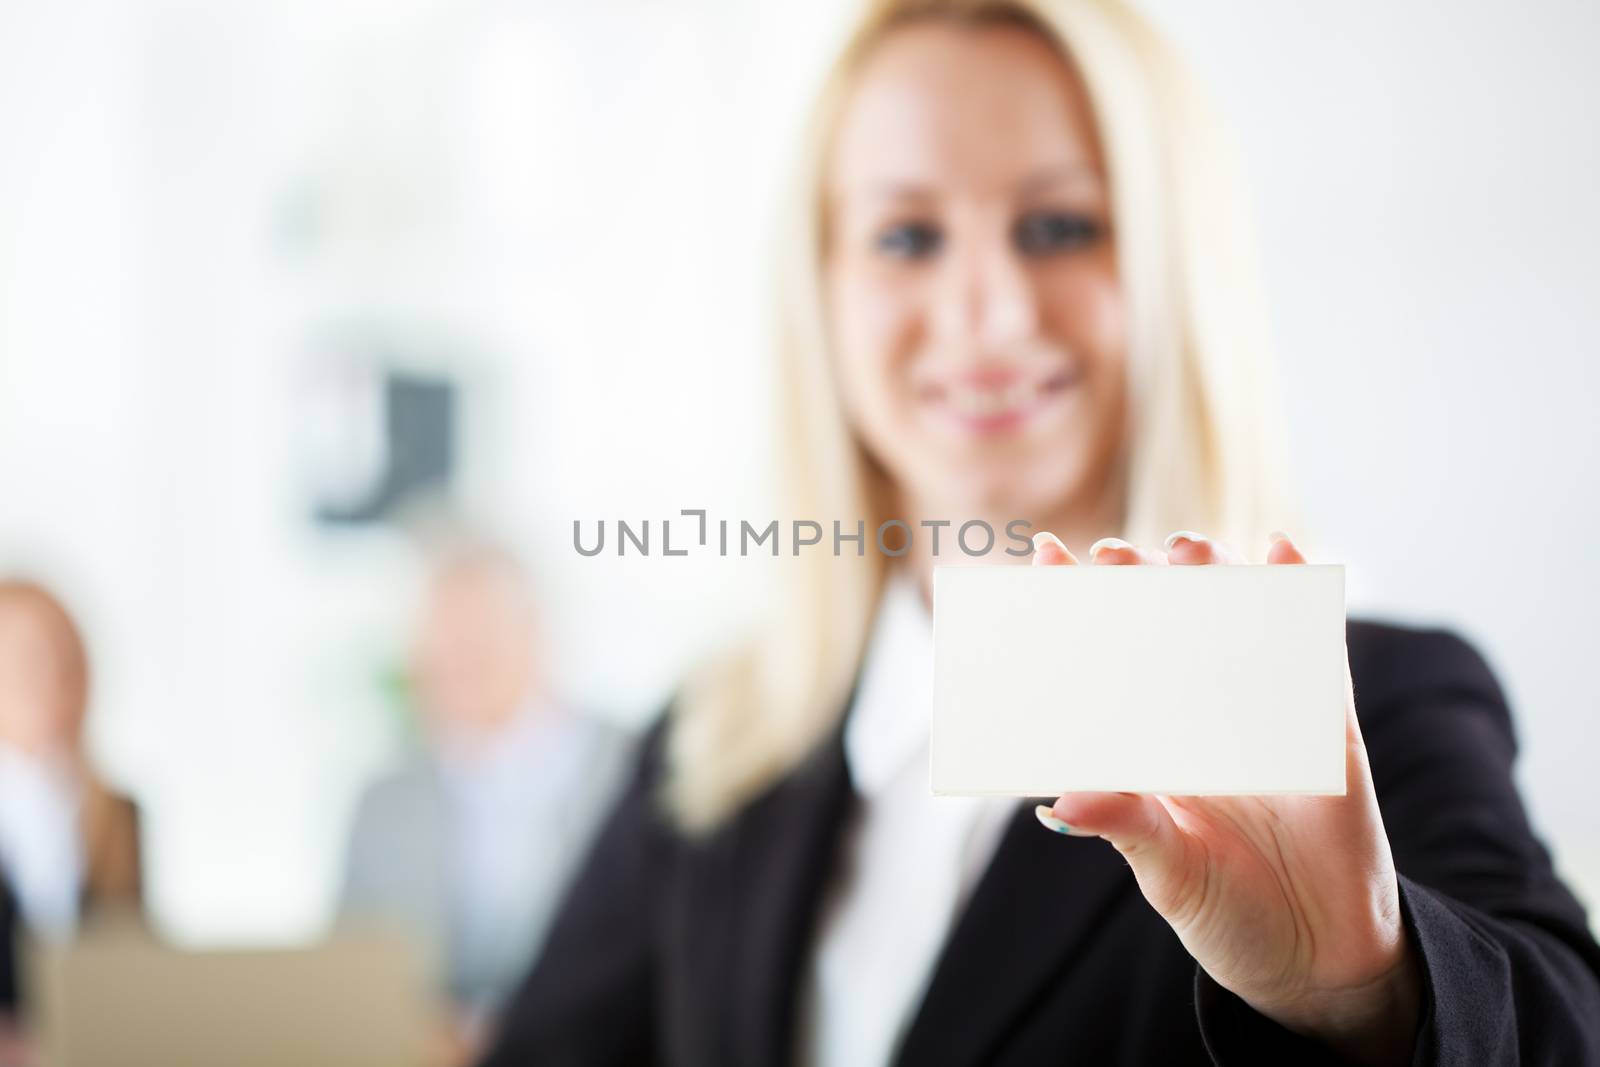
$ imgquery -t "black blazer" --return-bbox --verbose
[0,877,15,1014]
[483,622,1600,1065]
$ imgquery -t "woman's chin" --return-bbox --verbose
[914,466,1090,526]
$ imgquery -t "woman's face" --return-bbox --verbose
[825,21,1127,523]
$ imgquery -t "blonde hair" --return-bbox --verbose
[663,0,1294,832]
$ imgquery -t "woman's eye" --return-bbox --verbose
[875,221,942,260]
[1013,211,1103,256]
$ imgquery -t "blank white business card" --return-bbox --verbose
[931,564,1347,797]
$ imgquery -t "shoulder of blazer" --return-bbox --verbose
[579,714,643,799]
[1346,617,1513,743]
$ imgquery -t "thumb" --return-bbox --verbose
[1041,792,1198,917]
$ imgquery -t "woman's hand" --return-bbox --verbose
[1030,531,1421,1067]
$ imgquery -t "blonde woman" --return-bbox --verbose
[484,1,1600,1063]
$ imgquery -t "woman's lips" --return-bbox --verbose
[919,368,1080,433]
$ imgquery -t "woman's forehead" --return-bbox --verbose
[828,20,1104,198]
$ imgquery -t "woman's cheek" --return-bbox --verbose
[1043,259,1124,352]
[841,278,921,422]
[1044,274,1127,411]
[1084,268,1129,371]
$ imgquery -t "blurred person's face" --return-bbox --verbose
[411,561,540,742]
[825,22,1127,523]
[0,593,86,757]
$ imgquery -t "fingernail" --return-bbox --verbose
[1036,812,1100,838]
[1268,530,1292,545]
[1088,537,1133,560]
[1031,531,1073,559]
[1035,805,1074,834]
[1035,804,1094,837]
[1163,530,1207,551]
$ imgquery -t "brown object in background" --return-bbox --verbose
[25,926,430,1067]
[79,779,141,909]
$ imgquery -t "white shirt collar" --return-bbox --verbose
[844,570,935,797]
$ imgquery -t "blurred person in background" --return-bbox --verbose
[483,0,1600,1064]
[341,541,634,1060]
[0,580,141,1055]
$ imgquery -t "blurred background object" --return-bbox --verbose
[340,537,634,1054]
[25,924,429,1067]
[0,0,1594,970]
[0,580,142,1029]
[295,347,457,527]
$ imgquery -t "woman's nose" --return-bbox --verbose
[930,239,1041,353]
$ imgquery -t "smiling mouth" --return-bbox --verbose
[919,368,1081,427]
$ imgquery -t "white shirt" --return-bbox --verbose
[796,573,1021,1067]
[0,745,84,939]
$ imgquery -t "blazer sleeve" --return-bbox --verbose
[478,716,672,1067]
[1195,628,1600,1065]
[0,877,17,1014]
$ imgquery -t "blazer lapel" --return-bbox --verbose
[895,801,1136,1066]
[725,722,855,1067]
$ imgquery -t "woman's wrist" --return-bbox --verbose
[1258,939,1423,1067]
